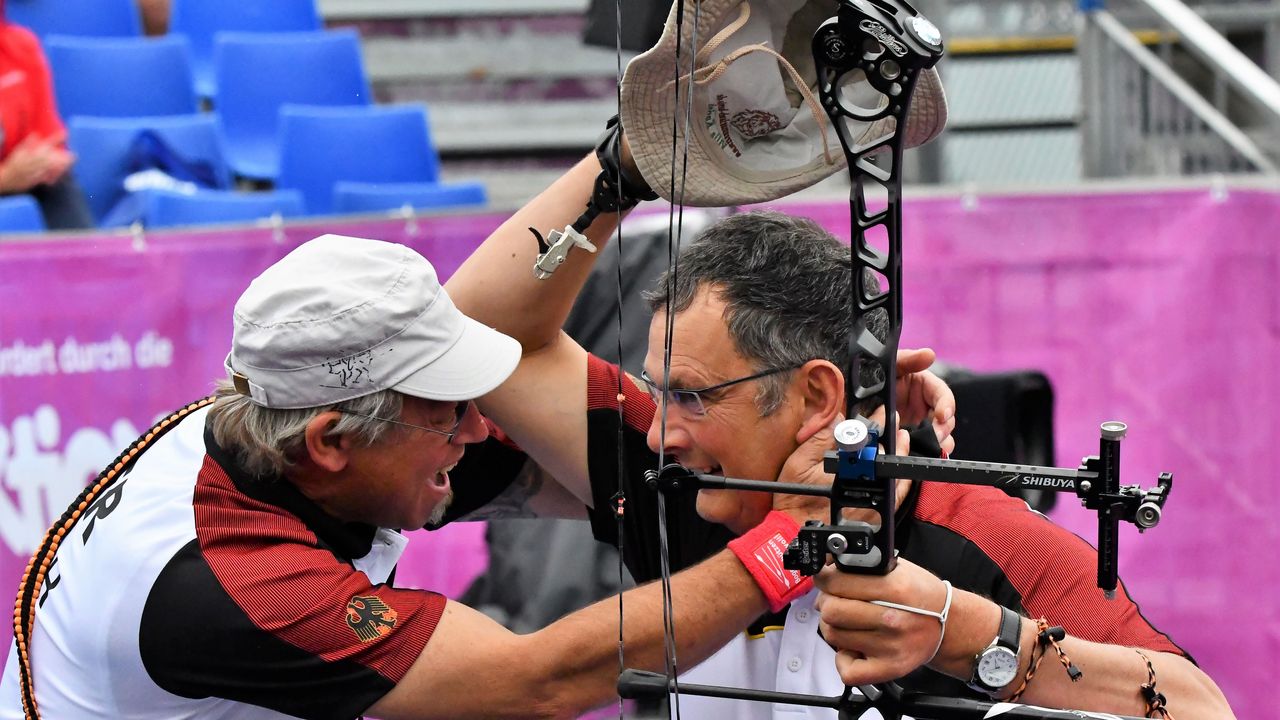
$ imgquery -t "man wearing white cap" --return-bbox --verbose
[0,227,848,719]
[443,0,1233,717]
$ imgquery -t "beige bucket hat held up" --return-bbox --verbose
[621,0,947,206]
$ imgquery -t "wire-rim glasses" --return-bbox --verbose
[638,365,802,416]
[343,400,471,442]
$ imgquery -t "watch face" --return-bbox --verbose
[977,648,1019,688]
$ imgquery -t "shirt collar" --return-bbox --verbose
[203,425,378,560]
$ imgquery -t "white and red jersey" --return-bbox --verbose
[1,405,445,719]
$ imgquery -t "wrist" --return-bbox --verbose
[991,617,1036,700]
[0,167,17,194]
[964,604,1023,695]
[617,133,651,198]
[594,116,655,208]
[929,592,1012,680]
[775,505,824,527]
[729,510,813,612]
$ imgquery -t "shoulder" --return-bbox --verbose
[141,534,446,716]
[910,482,1095,581]
[585,352,654,431]
[913,482,1054,539]
[909,483,1186,655]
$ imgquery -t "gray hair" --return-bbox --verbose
[207,379,406,478]
[644,211,888,415]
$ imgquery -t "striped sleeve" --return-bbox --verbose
[141,456,446,719]
[913,483,1186,656]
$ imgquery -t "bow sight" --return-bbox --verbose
[617,0,1175,718]
[649,416,1173,598]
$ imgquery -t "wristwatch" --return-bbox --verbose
[967,605,1022,695]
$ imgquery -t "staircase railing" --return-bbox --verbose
[1079,0,1280,176]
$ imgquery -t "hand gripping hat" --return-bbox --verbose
[621,0,947,206]
[226,234,521,409]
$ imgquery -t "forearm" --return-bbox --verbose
[933,591,1234,718]
[446,154,623,354]
[522,549,767,716]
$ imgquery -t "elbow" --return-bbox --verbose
[504,638,604,720]
[516,678,592,720]
[1174,661,1236,720]
[1187,691,1237,720]
[1192,684,1237,720]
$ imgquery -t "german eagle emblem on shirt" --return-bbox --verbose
[346,594,399,642]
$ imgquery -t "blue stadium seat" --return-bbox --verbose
[45,36,198,120]
[144,188,305,229]
[0,195,46,232]
[333,181,487,214]
[6,0,141,38]
[278,104,483,215]
[169,0,321,100]
[214,30,370,180]
[68,114,231,224]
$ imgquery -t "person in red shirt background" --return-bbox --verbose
[0,0,93,230]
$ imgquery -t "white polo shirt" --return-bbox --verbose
[675,591,889,720]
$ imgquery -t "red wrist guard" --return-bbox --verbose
[729,511,813,612]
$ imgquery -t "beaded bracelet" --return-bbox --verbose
[1136,649,1174,719]
[1005,637,1046,702]
[1038,619,1083,683]
[1006,618,1082,702]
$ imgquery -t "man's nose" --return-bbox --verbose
[456,403,490,445]
[646,403,688,455]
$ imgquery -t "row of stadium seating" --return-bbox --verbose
[3,0,488,232]
[10,0,321,100]
[47,31,370,180]
[0,187,295,233]
[67,107,486,227]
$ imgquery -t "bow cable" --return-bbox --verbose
[654,1,706,717]
[611,1,629,718]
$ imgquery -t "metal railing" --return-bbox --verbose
[1080,0,1280,176]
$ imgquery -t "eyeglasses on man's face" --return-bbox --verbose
[343,400,471,443]
[638,365,802,417]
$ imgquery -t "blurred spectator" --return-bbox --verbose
[138,0,169,36]
[0,2,93,230]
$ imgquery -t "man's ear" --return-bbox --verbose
[302,411,351,473]
[794,359,843,444]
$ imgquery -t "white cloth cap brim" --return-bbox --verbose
[393,315,522,402]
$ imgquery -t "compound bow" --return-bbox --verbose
[609,1,1175,719]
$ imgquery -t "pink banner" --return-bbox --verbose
[3,186,1275,716]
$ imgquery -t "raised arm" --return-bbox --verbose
[446,153,623,355]
[446,139,647,508]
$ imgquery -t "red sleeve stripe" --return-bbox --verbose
[193,455,446,682]
[913,483,1184,656]
[482,415,523,451]
[587,353,656,433]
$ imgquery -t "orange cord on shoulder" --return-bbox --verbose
[12,396,216,720]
